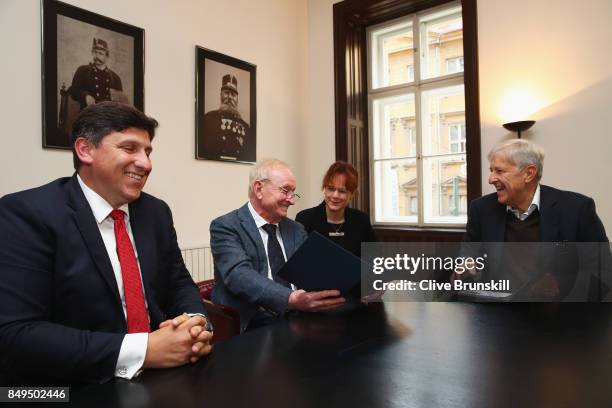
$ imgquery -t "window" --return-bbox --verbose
[371,20,414,88]
[369,2,467,226]
[410,196,418,214]
[407,64,415,82]
[446,56,464,74]
[449,123,466,153]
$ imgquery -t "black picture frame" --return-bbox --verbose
[42,0,144,150]
[196,46,257,163]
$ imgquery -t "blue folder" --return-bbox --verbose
[277,231,361,294]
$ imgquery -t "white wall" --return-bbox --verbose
[0,0,308,248]
[300,0,340,207]
[304,0,612,237]
[478,0,612,237]
[2,0,611,243]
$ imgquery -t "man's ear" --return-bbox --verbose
[253,180,264,199]
[523,165,538,183]
[74,137,95,166]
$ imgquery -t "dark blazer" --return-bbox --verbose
[463,184,610,300]
[202,110,254,162]
[0,176,206,385]
[69,63,123,108]
[464,185,608,242]
[295,201,376,258]
[210,203,307,332]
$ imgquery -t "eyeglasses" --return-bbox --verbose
[260,179,301,201]
[324,186,350,195]
[278,186,301,201]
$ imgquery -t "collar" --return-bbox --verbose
[507,184,540,221]
[77,174,130,223]
[90,62,108,72]
[247,201,278,228]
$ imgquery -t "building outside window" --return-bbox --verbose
[407,64,415,82]
[446,56,464,74]
[369,2,467,226]
[449,123,466,153]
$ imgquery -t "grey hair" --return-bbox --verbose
[488,139,545,181]
[248,158,291,197]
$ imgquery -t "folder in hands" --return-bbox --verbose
[277,231,361,294]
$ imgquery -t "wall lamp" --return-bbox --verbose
[502,120,535,138]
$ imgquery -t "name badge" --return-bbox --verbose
[329,232,345,237]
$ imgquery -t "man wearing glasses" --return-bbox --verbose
[210,159,346,331]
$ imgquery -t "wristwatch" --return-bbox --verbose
[186,312,214,333]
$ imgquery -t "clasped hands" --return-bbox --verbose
[143,314,213,369]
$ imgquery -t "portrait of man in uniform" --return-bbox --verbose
[196,47,257,163]
[42,0,144,149]
[202,74,253,162]
[68,37,127,110]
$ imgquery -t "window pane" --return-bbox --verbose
[419,6,463,80]
[374,159,418,223]
[421,84,465,155]
[372,93,416,159]
[446,56,464,74]
[422,155,467,224]
[370,21,414,89]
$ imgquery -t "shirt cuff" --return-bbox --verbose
[115,333,148,379]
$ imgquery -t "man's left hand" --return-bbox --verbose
[159,314,213,362]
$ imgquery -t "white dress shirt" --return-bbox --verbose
[247,202,289,281]
[507,184,541,221]
[77,175,147,380]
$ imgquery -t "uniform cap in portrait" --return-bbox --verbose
[221,74,238,94]
[92,38,109,53]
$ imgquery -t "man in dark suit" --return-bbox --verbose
[210,159,345,332]
[461,138,610,300]
[0,102,212,385]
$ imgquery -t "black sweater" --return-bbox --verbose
[295,201,376,258]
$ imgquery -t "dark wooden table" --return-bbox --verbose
[63,302,612,408]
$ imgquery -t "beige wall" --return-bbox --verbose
[300,0,340,208]
[478,0,612,237]
[0,0,308,248]
[1,0,610,243]
[304,0,611,237]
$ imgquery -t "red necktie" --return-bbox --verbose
[110,210,150,333]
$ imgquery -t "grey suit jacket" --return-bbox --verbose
[210,203,307,332]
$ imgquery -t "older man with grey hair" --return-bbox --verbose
[465,138,607,242]
[210,159,345,332]
[462,138,609,300]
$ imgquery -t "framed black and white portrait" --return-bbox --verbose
[42,0,144,150]
[196,46,256,163]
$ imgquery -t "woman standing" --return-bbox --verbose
[296,161,376,258]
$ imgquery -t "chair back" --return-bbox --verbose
[196,280,240,343]
[197,279,215,300]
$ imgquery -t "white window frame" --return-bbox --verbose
[367,1,465,228]
[370,20,414,89]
